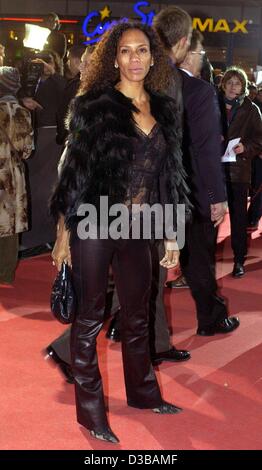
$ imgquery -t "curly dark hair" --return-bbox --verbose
[79,22,173,96]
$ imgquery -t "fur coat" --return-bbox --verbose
[50,87,191,227]
[0,96,33,237]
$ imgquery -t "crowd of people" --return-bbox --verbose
[0,6,261,444]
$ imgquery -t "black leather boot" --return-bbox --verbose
[90,427,119,443]
[152,401,183,414]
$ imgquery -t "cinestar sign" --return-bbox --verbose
[82,1,248,45]
[82,1,155,45]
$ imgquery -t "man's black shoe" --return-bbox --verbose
[152,346,191,365]
[232,263,245,278]
[106,310,121,342]
[197,316,240,336]
[45,346,74,383]
[247,221,258,231]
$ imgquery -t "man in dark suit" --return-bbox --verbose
[56,45,89,145]
[154,10,240,336]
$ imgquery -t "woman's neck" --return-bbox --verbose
[116,80,148,105]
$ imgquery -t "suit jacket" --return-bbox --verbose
[44,30,67,59]
[56,74,80,145]
[167,65,183,143]
[34,73,66,128]
[180,69,226,220]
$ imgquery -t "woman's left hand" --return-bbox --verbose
[160,249,180,269]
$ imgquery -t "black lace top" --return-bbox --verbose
[125,122,167,210]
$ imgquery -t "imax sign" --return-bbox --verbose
[82,2,249,45]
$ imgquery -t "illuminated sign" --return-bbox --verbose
[82,4,249,44]
[82,1,155,45]
[192,18,248,33]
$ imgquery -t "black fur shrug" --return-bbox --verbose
[50,86,191,226]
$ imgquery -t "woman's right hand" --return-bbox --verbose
[52,236,71,271]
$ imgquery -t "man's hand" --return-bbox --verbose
[22,97,43,111]
[210,201,228,227]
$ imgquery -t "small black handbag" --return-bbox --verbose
[50,262,76,324]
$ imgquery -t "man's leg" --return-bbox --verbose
[149,241,170,354]
[181,219,239,335]
[248,156,262,227]
[48,327,71,364]
[227,182,249,266]
[149,241,191,363]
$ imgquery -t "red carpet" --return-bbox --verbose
[0,217,262,450]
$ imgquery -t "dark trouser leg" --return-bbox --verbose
[227,182,249,264]
[0,234,19,283]
[112,239,162,408]
[181,219,228,329]
[248,156,262,224]
[149,241,171,355]
[70,235,114,431]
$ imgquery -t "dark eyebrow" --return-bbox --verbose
[119,43,149,48]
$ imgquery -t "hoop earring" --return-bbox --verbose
[114,63,118,69]
[150,63,154,67]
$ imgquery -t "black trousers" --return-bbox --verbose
[21,128,62,249]
[226,182,249,264]
[49,240,171,363]
[70,232,162,431]
[50,276,118,364]
[180,218,228,329]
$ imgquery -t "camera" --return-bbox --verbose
[20,59,44,98]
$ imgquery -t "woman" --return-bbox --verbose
[219,67,262,277]
[0,67,33,284]
[50,23,190,444]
